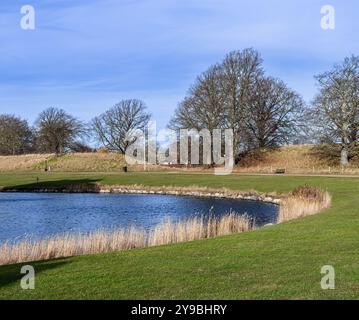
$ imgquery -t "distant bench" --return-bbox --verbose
[274,168,286,174]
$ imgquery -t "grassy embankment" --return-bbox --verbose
[0,153,157,173]
[0,172,358,299]
[3,144,359,174]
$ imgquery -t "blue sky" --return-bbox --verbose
[0,0,358,129]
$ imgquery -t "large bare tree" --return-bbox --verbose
[169,65,226,131]
[35,107,85,154]
[169,65,227,165]
[0,115,34,155]
[243,76,304,148]
[221,49,264,154]
[92,99,151,153]
[310,56,359,166]
[169,48,303,160]
[170,49,263,136]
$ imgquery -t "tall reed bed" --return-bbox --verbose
[0,212,252,266]
[148,212,252,246]
[278,185,331,223]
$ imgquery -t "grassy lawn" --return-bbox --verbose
[0,172,358,299]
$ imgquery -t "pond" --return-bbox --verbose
[0,193,278,243]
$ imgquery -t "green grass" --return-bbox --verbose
[0,172,358,299]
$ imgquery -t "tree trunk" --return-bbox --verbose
[340,146,349,167]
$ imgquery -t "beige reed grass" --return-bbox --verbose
[278,185,331,223]
[148,212,252,246]
[0,212,252,266]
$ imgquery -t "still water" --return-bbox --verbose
[0,193,278,243]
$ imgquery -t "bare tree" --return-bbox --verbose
[169,65,227,165]
[35,107,85,154]
[0,115,34,155]
[92,99,151,153]
[169,48,303,161]
[169,65,226,131]
[310,56,359,166]
[221,49,264,155]
[243,76,304,148]
[68,141,94,153]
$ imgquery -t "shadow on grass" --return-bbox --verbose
[0,258,72,288]
[2,178,102,192]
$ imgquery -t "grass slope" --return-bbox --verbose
[3,144,359,174]
[0,173,358,299]
[0,153,127,172]
[235,144,359,174]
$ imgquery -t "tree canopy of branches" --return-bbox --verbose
[170,48,303,159]
[0,114,34,155]
[169,65,226,131]
[68,141,94,153]
[92,99,151,153]
[243,76,304,148]
[221,49,264,153]
[35,107,85,154]
[310,55,359,166]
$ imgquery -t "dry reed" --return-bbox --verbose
[0,227,146,266]
[0,212,252,266]
[148,212,252,246]
[278,185,331,223]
